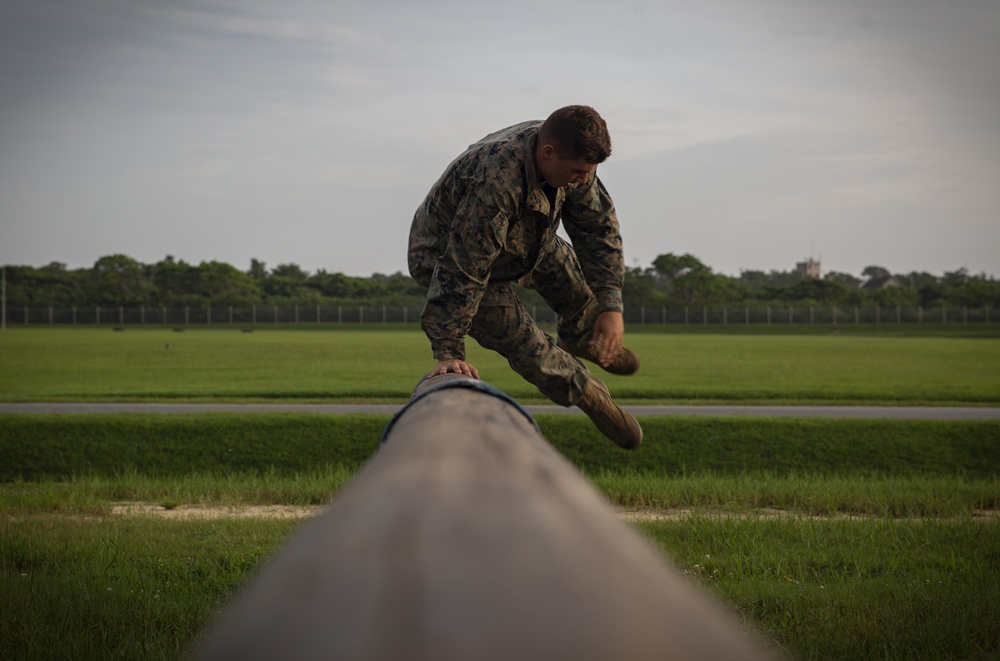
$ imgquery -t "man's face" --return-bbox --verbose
[537,145,598,189]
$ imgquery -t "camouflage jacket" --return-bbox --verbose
[408,121,625,361]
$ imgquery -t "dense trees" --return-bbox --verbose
[625,256,999,309]
[2,255,999,310]
[2,256,426,309]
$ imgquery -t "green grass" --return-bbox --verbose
[2,499,997,659]
[2,327,999,658]
[542,416,1000,478]
[591,471,998,518]
[0,413,384,482]
[1,470,995,522]
[640,517,1000,660]
[2,414,998,482]
[0,466,356,514]
[1,516,299,661]
[1,327,999,404]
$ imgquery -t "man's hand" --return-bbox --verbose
[432,359,480,380]
[589,311,625,368]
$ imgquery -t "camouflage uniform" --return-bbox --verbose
[408,121,625,406]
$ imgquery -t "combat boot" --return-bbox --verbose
[557,338,640,375]
[573,378,643,450]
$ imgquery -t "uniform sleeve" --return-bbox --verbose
[560,175,625,313]
[421,185,511,361]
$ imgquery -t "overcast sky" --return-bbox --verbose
[1,0,998,280]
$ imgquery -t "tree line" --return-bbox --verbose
[2,253,998,311]
[623,254,1000,310]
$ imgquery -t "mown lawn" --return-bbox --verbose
[1,327,998,404]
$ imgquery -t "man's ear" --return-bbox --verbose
[539,143,557,161]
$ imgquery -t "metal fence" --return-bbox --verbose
[1,304,994,327]
[625,304,994,325]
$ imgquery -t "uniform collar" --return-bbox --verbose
[524,131,563,215]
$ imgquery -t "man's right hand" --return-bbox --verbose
[432,360,480,380]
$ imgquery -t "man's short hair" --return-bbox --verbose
[538,105,612,164]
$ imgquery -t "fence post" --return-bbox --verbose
[141,305,145,325]
[383,306,387,323]
[207,305,211,325]
[942,306,946,323]
[192,374,778,661]
[684,307,689,325]
[229,306,233,324]
[274,305,278,323]
[855,307,859,324]
[766,307,771,325]
[745,307,749,324]
[896,306,901,324]
[295,305,299,324]
[722,307,727,324]
[360,305,364,323]
[338,306,342,323]
[641,307,645,325]
[404,306,407,324]
[789,306,793,324]
[49,306,53,325]
[185,306,190,325]
[918,306,922,323]
[119,306,124,326]
[73,306,77,325]
[96,307,100,326]
[964,307,968,323]
[810,307,814,324]
[702,306,707,324]
[162,306,167,325]
[317,304,320,324]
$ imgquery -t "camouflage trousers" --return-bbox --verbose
[472,236,602,407]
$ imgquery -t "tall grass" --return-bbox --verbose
[2,470,995,521]
[3,414,998,481]
[639,517,1000,660]
[3,516,997,661]
[591,470,998,518]
[1,516,299,661]
[0,465,356,515]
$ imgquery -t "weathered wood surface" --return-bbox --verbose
[194,375,779,661]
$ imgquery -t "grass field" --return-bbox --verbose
[1,327,999,404]
[1,327,999,659]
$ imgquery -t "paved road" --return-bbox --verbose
[2,402,999,420]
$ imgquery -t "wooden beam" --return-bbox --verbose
[194,374,779,660]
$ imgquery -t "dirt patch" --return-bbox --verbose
[98,502,1000,523]
[109,502,325,520]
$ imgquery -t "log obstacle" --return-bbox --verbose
[193,373,779,661]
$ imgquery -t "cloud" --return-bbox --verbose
[0,0,998,280]
[132,4,376,46]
